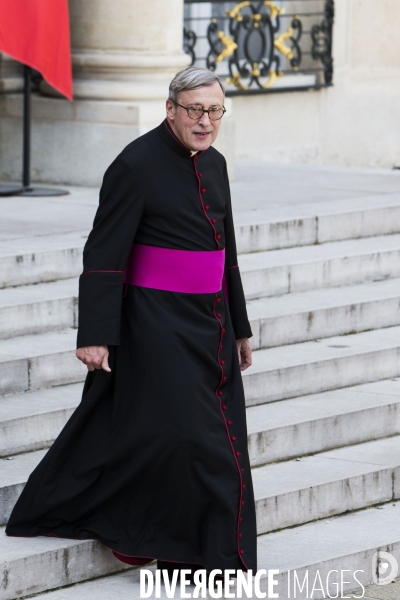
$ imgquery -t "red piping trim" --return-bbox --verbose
[212,293,248,571]
[81,270,124,275]
[226,265,238,269]
[112,550,202,568]
[112,553,225,578]
[192,159,221,250]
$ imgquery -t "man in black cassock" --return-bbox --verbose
[6,66,258,577]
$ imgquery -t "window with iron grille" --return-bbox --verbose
[183,0,334,95]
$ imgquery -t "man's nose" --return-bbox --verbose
[198,111,211,126]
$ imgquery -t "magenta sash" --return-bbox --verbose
[124,243,225,294]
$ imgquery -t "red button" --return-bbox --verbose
[241,501,245,506]
[216,297,221,303]
[219,344,223,350]
[228,420,233,425]
[222,328,226,333]
[201,188,206,193]
[221,360,225,365]
[240,468,245,472]
[217,313,221,318]
[205,205,210,210]
[232,436,237,441]
[199,173,203,177]
[223,376,227,381]
[238,533,242,538]
[222,405,228,410]
[236,452,241,457]
[242,484,246,489]
[217,234,221,239]
[239,517,243,522]
[218,391,223,396]
[240,549,244,555]
[212,219,217,224]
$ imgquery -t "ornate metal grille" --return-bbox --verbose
[183,0,334,95]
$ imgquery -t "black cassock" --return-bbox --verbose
[6,120,258,573]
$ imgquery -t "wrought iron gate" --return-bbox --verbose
[183,0,334,95]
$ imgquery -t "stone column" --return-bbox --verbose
[66,0,189,101]
[0,0,235,186]
[38,0,190,132]
[1,0,190,184]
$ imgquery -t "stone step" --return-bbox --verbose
[235,192,400,253]
[0,448,48,525]
[2,198,400,289]
[0,328,86,396]
[253,434,400,534]
[2,434,399,532]
[3,501,400,599]
[0,524,129,600]
[2,378,400,467]
[247,378,400,465]
[256,501,400,598]
[0,231,86,288]
[239,233,400,299]
[3,325,400,405]
[0,384,82,457]
[248,276,400,348]
[0,278,78,339]
[243,325,400,406]
[3,274,400,347]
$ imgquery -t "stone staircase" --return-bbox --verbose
[2,197,400,599]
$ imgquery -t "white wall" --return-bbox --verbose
[232,0,400,168]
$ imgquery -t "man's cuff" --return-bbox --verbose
[76,272,124,348]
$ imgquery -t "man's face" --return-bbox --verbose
[166,82,225,152]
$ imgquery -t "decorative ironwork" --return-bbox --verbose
[215,31,238,62]
[311,0,334,84]
[183,27,197,64]
[184,0,334,95]
[207,20,239,69]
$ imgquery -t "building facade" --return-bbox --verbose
[0,0,399,185]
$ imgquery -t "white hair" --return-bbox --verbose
[168,66,225,102]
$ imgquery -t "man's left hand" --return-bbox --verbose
[236,338,252,371]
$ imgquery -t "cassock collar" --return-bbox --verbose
[157,119,204,160]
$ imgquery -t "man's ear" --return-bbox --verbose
[166,99,175,120]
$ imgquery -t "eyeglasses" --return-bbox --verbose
[173,101,226,121]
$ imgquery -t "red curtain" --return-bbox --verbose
[0,0,73,100]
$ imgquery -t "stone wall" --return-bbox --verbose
[233,0,400,168]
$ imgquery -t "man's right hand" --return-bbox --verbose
[76,345,111,372]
